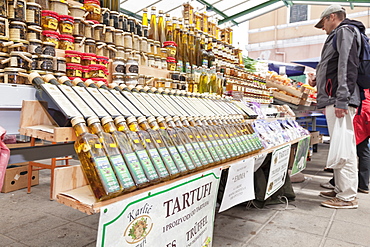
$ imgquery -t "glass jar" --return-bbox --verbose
[0,53,9,69]
[107,44,116,58]
[73,36,84,53]
[95,42,106,56]
[42,41,56,56]
[147,39,154,55]
[137,74,145,86]
[28,39,42,54]
[89,64,105,78]
[156,78,165,88]
[83,20,93,39]
[132,34,139,51]
[161,58,167,70]
[59,34,74,50]
[41,10,58,31]
[127,17,135,34]
[125,75,138,87]
[112,57,125,75]
[159,48,167,59]
[0,17,8,39]
[0,0,6,18]
[96,55,109,67]
[9,51,32,69]
[104,26,114,44]
[8,0,25,22]
[59,15,74,35]
[9,21,27,41]
[114,29,123,47]
[66,63,82,77]
[81,65,89,78]
[139,37,148,53]
[4,67,27,84]
[84,0,101,22]
[118,13,125,30]
[116,46,124,57]
[163,41,177,57]
[125,57,139,76]
[69,5,86,18]
[112,75,125,85]
[0,69,4,83]
[26,3,41,26]
[101,8,110,25]
[27,25,42,40]
[110,11,119,28]
[65,50,82,64]
[123,32,132,49]
[82,53,96,66]
[85,39,96,54]
[167,57,176,71]
[93,23,104,42]
[55,57,66,72]
[8,41,28,52]
[50,0,68,15]
[166,79,173,89]
[154,55,161,69]
[154,41,160,56]
[123,48,132,60]
[148,54,155,68]
[141,53,148,66]
[30,55,38,70]
[38,54,53,71]
[42,30,59,48]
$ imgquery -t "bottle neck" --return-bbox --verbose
[128,121,141,132]
[102,121,117,133]
[73,122,89,137]
[167,120,177,129]
[116,121,129,132]
[158,120,169,130]
[88,122,104,135]
[188,120,196,127]
[138,121,151,131]
[148,121,160,130]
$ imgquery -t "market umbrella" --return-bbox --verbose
[292,57,321,69]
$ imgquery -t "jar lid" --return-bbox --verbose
[29,39,42,43]
[83,52,97,57]
[57,57,66,61]
[26,2,42,8]
[127,57,139,61]
[163,41,176,47]
[28,25,43,32]
[31,55,38,58]
[90,20,100,24]
[42,41,56,46]
[30,69,46,75]
[114,57,125,60]
[9,39,29,45]
[84,0,100,4]
[0,69,4,73]
[10,51,32,57]
[66,63,82,67]
[10,21,27,26]
[41,10,59,17]
[59,15,75,22]
[88,64,105,69]
[70,5,86,10]
[65,50,83,55]
[4,68,27,72]
[110,11,119,15]
[97,56,109,59]
[39,54,53,58]
[154,41,161,45]
[93,23,103,28]
[42,30,59,36]
[59,35,74,41]
[73,17,84,21]
[0,52,9,57]
[85,39,96,43]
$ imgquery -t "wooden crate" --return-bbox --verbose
[267,81,304,98]
[273,91,301,105]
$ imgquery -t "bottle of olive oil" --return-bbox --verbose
[138,116,181,178]
[127,116,172,181]
[148,6,158,41]
[142,8,148,27]
[224,116,252,156]
[115,116,162,184]
[156,116,196,173]
[72,116,122,201]
[216,117,244,157]
[158,10,166,44]
[181,116,215,166]
[166,116,203,169]
[101,116,149,188]
[87,116,137,192]
[174,116,209,167]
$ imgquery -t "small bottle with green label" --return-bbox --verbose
[71,116,122,201]
[138,116,181,179]
[127,116,171,181]
[87,116,137,193]
[115,116,161,185]
[227,116,253,155]
[216,117,244,158]
[148,116,189,176]
[101,116,150,189]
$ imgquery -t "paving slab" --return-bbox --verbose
[323,238,365,247]
[327,220,370,246]
[219,204,277,224]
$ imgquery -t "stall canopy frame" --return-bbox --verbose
[120,0,370,26]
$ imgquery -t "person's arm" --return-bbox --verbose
[335,26,360,111]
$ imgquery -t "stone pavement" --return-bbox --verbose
[1,143,370,247]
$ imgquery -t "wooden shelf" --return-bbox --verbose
[55,136,308,215]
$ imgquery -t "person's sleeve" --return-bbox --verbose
[335,26,360,109]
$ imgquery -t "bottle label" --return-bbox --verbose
[198,141,213,164]
[93,156,121,193]
[234,137,246,154]
[109,154,136,188]
[136,150,159,180]
[148,148,170,177]
[177,145,196,170]
[191,142,208,166]
[210,140,225,161]
[224,141,236,157]
[228,138,240,156]
[216,139,231,159]
[168,146,187,172]
[202,59,208,67]
[184,143,202,167]
[176,60,183,72]
[122,153,148,185]
[158,147,179,175]
[206,141,220,162]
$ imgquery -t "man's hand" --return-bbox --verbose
[307,73,316,87]
[335,107,348,118]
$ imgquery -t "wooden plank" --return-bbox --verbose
[55,135,309,215]
[53,165,87,200]
[19,127,76,143]
[267,81,304,98]
[140,65,169,78]
[273,91,300,105]
[19,101,57,129]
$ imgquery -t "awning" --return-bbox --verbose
[267,61,305,76]
[292,57,320,69]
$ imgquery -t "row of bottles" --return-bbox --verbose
[30,72,263,201]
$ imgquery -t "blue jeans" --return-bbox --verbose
[329,138,370,191]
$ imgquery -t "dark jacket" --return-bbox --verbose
[315,18,362,109]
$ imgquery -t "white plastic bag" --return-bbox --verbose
[326,106,356,169]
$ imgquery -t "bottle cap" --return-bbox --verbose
[101,116,113,126]
[114,116,126,125]
[126,116,137,124]
[147,116,156,124]
[137,116,147,124]
[71,116,85,127]
[156,116,165,123]
[86,116,100,126]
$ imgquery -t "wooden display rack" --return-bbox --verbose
[54,136,308,215]
[19,100,76,199]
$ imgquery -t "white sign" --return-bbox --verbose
[265,144,291,200]
[97,168,222,247]
[219,158,255,212]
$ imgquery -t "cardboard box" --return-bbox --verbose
[1,165,39,193]
[310,131,321,145]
